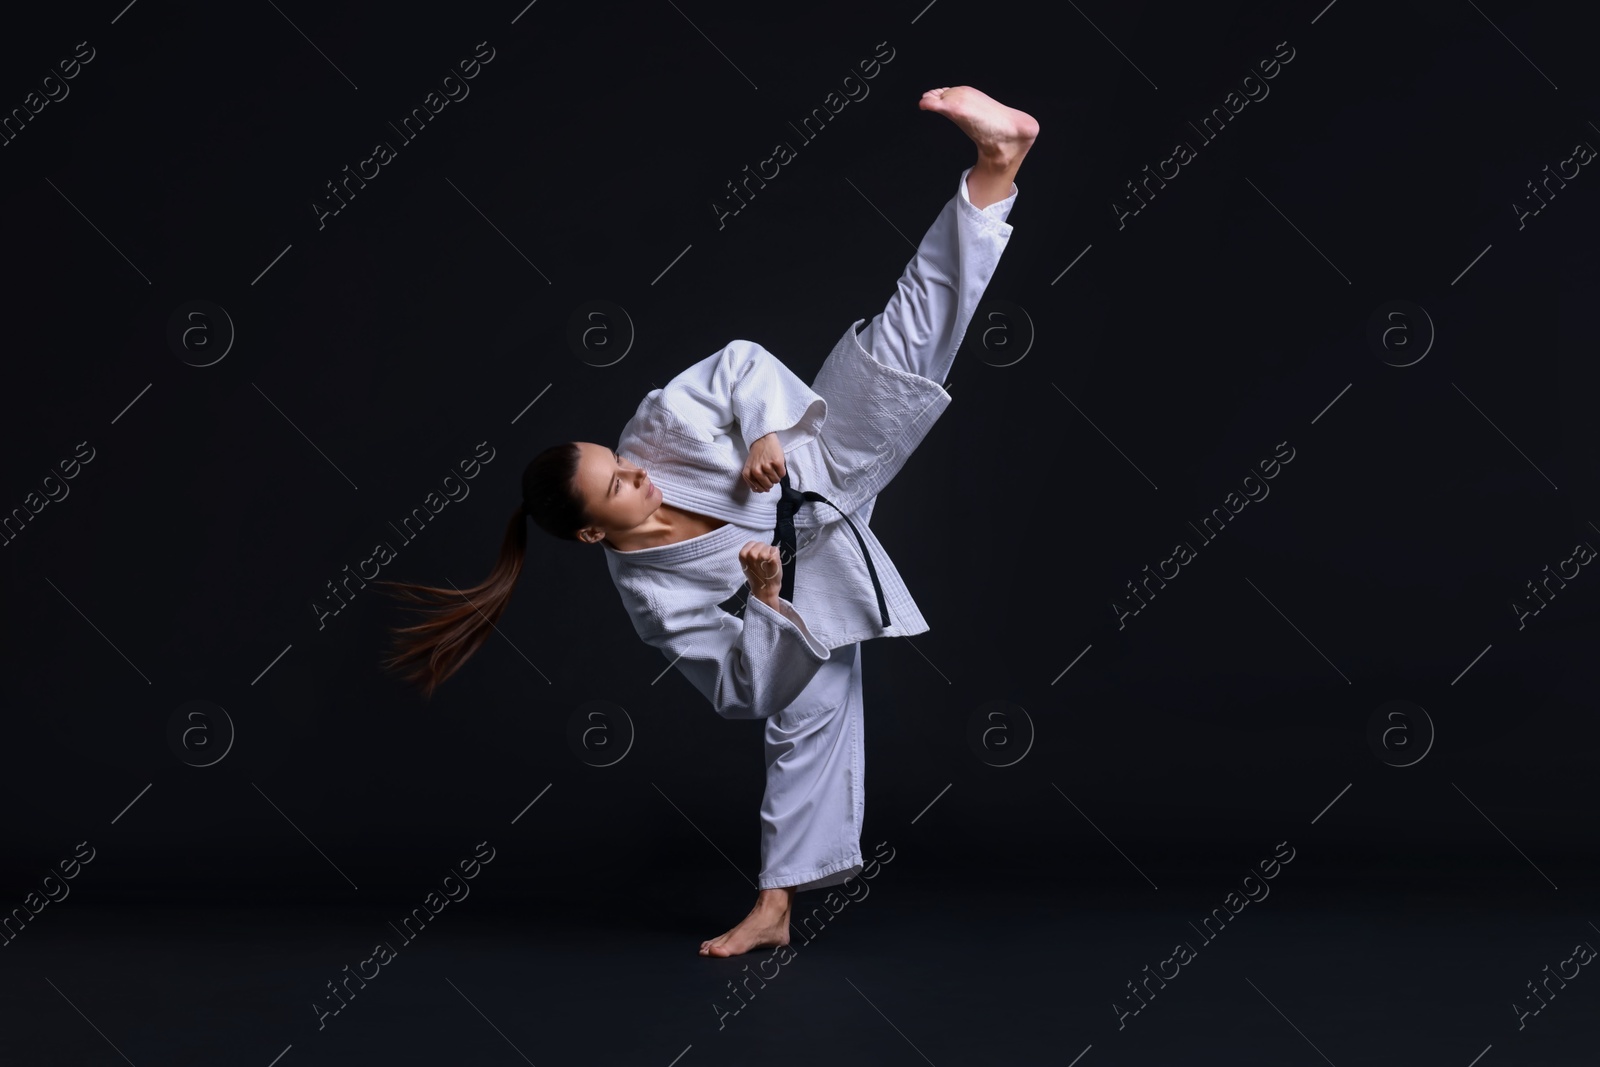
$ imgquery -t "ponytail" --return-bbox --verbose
[377,442,586,698]
[376,509,528,699]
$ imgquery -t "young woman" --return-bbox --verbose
[379,86,1038,957]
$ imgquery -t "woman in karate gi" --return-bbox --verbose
[379,86,1038,957]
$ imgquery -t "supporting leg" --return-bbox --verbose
[757,642,865,892]
[699,643,866,957]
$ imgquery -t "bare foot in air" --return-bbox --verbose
[699,888,793,957]
[919,86,1040,166]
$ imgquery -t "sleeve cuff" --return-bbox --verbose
[741,396,826,455]
[748,594,831,661]
[768,398,827,454]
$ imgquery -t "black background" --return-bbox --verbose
[2,1,1597,1064]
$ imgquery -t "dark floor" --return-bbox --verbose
[2,860,1595,1067]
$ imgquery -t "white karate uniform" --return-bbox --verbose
[605,167,1017,890]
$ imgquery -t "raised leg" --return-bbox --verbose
[856,86,1039,387]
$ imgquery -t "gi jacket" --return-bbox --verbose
[603,321,952,720]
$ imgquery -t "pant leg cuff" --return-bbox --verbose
[759,854,864,892]
[957,165,1018,234]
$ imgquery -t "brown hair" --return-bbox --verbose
[376,442,588,698]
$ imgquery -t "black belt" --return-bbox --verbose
[767,472,890,627]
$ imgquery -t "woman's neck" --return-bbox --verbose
[606,502,725,552]
[606,503,683,553]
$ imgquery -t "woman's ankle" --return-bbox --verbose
[757,886,795,907]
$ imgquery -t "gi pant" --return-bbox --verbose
[757,167,1017,890]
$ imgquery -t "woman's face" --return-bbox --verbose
[572,441,661,544]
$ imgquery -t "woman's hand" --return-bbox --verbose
[738,542,783,609]
[742,432,786,493]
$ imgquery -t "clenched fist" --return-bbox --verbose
[738,541,784,609]
[743,432,787,493]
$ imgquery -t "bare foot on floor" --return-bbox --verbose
[919,86,1040,166]
[699,888,793,957]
